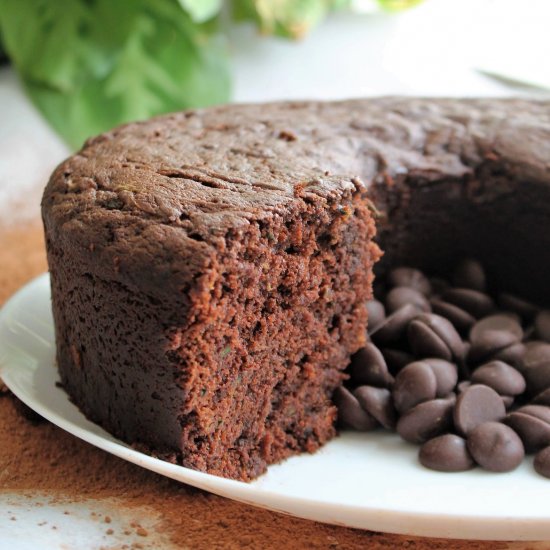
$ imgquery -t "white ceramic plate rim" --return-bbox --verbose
[1,274,549,541]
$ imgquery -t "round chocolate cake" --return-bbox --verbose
[42,97,550,480]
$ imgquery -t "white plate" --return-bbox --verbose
[1,274,549,541]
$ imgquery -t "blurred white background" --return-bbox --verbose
[230,0,550,100]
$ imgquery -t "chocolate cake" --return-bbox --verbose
[42,98,550,480]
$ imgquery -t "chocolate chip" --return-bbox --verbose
[467,422,524,472]
[492,342,525,368]
[467,330,520,365]
[532,388,550,406]
[430,299,476,335]
[421,358,458,397]
[386,287,431,314]
[408,321,452,361]
[505,405,550,453]
[502,395,515,409]
[452,258,486,292]
[535,311,550,343]
[498,293,540,323]
[534,446,550,479]
[366,299,385,332]
[521,342,550,395]
[380,348,414,374]
[516,405,550,424]
[470,361,526,396]
[396,395,455,444]
[349,343,393,388]
[392,361,437,414]
[522,341,550,368]
[454,384,506,436]
[470,314,523,343]
[457,380,471,393]
[388,267,431,296]
[442,288,495,319]
[333,386,377,431]
[370,304,419,345]
[419,434,475,472]
[354,385,397,429]
[407,313,463,361]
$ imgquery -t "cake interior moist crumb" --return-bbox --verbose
[46,174,378,480]
[161,190,380,478]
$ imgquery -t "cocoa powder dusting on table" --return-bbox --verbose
[0,224,547,550]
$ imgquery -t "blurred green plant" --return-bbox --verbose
[0,0,421,149]
[233,0,352,39]
[378,0,424,11]
[0,0,229,148]
[0,26,6,64]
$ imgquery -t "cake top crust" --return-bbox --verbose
[42,97,550,293]
[45,97,550,229]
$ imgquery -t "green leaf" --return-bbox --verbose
[233,0,352,39]
[0,26,6,64]
[377,0,424,11]
[0,0,230,149]
[178,0,224,23]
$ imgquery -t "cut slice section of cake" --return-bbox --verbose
[42,107,380,480]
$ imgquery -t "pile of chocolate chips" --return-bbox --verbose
[336,259,550,478]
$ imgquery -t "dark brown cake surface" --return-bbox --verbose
[42,97,550,480]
